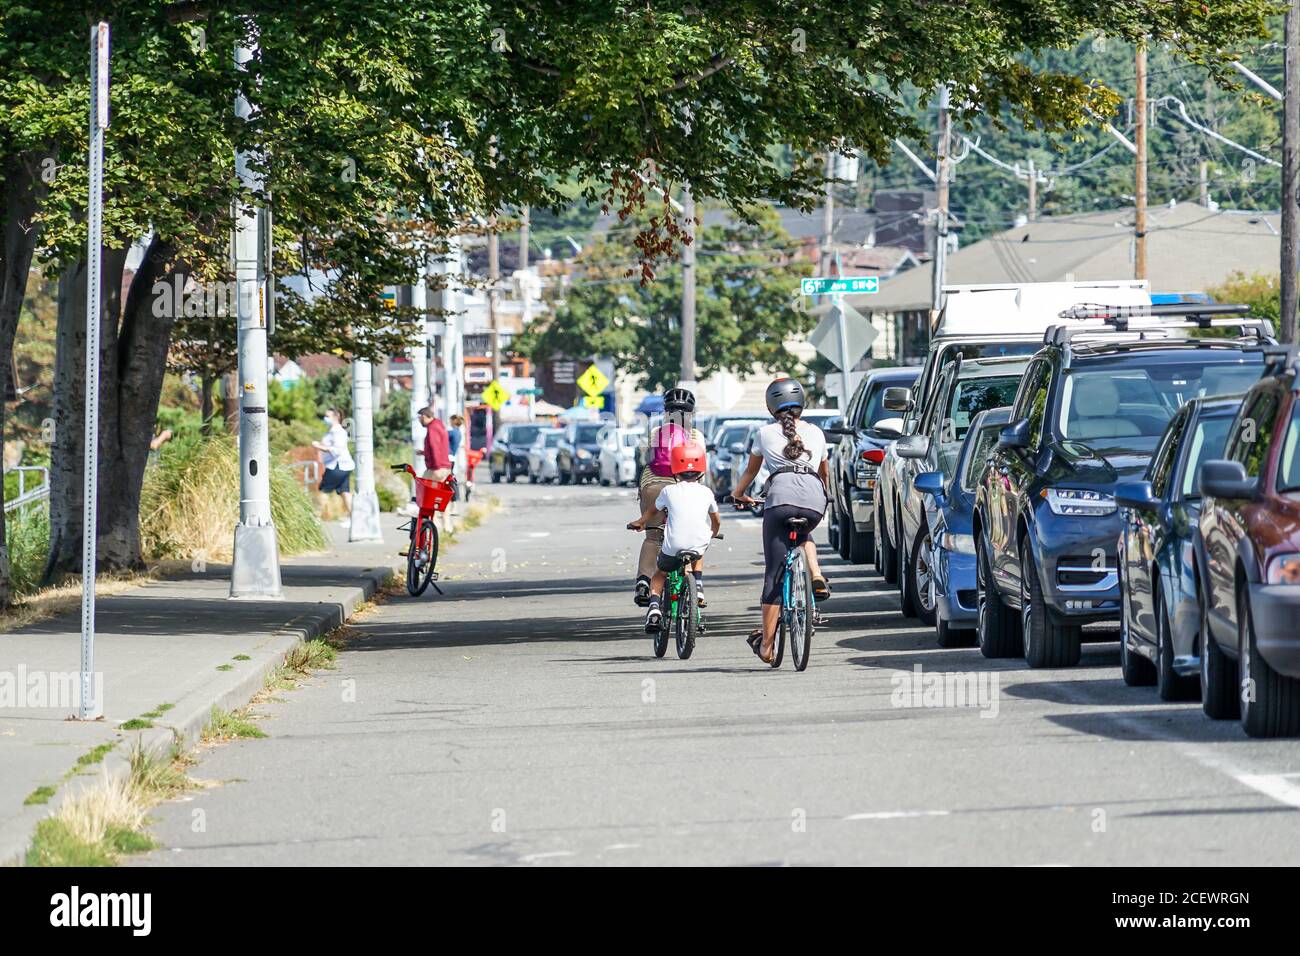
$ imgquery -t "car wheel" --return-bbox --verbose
[529,473,539,484]
[491,471,501,484]
[1155,590,1198,701]
[907,525,936,627]
[873,504,885,575]
[848,519,872,565]
[880,499,900,585]
[1199,578,1239,720]
[507,470,517,483]
[835,509,851,560]
[1021,545,1081,668]
[559,469,571,485]
[977,533,1022,658]
[1119,560,1156,686]
[1238,584,1300,737]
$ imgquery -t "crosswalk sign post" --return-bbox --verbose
[482,379,509,412]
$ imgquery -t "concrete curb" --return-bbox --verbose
[4,561,398,866]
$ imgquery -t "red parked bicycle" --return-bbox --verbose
[391,464,456,596]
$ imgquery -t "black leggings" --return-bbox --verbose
[761,505,823,605]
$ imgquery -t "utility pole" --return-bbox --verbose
[409,264,430,462]
[680,186,696,388]
[1283,0,1299,343]
[349,357,382,542]
[519,206,530,272]
[821,150,835,276]
[930,84,951,317]
[1134,44,1149,281]
[1199,160,1210,207]
[229,28,282,600]
[487,214,501,427]
[1026,158,1038,222]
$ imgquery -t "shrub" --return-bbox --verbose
[7,504,50,597]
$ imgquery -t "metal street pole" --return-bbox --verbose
[410,262,430,462]
[488,214,501,428]
[1135,44,1149,281]
[519,206,530,272]
[833,250,852,409]
[79,21,109,720]
[1283,0,1300,343]
[930,83,951,317]
[229,29,282,599]
[1026,158,1038,222]
[821,151,835,276]
[349,358,383,541]
[680,186,696,388]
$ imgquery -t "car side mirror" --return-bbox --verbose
[915,470,945,502]
[883,386,914,413]
[998,418,1031,450]
[1199,460,1258,500]
[729,442,746,456]
[896,434,929,460]
[1115,480,1159,511]
[706,442,717,452]
[872,417,904,440]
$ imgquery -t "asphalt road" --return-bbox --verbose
[133,481,1300,866]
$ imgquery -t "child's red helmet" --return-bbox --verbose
[670,440,707,477]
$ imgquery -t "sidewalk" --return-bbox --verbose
[0,514,411,864]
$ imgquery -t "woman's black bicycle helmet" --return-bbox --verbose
[663,387,696,413]
[765,377,805,416]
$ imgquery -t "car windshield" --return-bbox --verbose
[1180,415,1234,498]
[719,426,750,448]
[510,425,543,445]
[937,375,1022,475]
[575,424,604,443]
[960,422,1004,493]
[544,433,562,448]
[1280,403,1300,493]
[1058,357,1263,457]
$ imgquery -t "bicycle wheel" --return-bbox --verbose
[405,523,425,596]
[407,518,439,597]
[790,550,814,671]
[771,560,790,670]
[652,575,672,658]
[676,573,697,659]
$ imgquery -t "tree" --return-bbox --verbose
[518,205,813,390]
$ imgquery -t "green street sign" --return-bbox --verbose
[802,276,879,296]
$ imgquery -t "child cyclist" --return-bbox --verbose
[627,441,721,633]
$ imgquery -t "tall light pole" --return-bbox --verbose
[680,186,696,388]
[1283,0,1299,343]
[79,21,109,719]
[229,28,282,599]
[1135,44,1149,281]
[930,84,951,317]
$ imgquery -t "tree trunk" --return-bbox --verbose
[200,373,214,433]
[0,151,49,606]
[222,371,239,433]
[44,236,183,581]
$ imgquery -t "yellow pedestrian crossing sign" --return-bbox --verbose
[576,363,609,398]
[482,379,509,411]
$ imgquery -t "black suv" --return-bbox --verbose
[974,305,1273,668]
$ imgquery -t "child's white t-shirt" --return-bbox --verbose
[655,481,719,556]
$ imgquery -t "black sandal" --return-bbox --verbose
[813,576,831,601]
[746,628,763,655]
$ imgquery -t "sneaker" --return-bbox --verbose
[644,604,662,633]
[697,590,707,609]
[633,577,651,607]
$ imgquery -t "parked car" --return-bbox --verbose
[710,420,764,500]
[490,423,547,483]
[826,367,919,564]
[1197,354,1300,737]
[913,406,1011,647]
[876,279,1151,587]
[974,306,1272,668]
[526,428,565,483]
[894,355,1028,625]
[1114,397,1242,700]
[556,421,609,484]
[598,427,642,487]
[729,422,771,513]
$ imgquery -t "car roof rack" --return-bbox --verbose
[1261,343,1300,375]
[1044,303,1274,347]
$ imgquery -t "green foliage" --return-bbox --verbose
[518,204,812,389]
[7,504,49,597]
[1207,271,1281,322]
[375,387,414,449]
[268,378,322,426]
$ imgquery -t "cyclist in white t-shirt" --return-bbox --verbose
[627,441,721,632]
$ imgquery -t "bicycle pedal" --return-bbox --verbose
[430,571,440,581]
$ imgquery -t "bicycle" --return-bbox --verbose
[626,528,723,660]
[732,496,816,671]
[392,464,456,597]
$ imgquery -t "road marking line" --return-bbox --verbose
[519,850,576,862]
[844,810,951,821]
[603,842,641,851]
[1229,773,1300,810]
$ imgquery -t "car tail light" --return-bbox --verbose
[861,449,885,464]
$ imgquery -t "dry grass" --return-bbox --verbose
[56,770,149,847]
[0,568,157,635]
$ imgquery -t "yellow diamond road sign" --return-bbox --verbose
[482,379,509,411]
[576,363,609,398]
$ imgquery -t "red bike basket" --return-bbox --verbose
[413,477,454,513]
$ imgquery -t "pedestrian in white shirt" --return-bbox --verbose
[312,407,355,517]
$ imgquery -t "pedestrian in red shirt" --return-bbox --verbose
[419,406,451,481]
